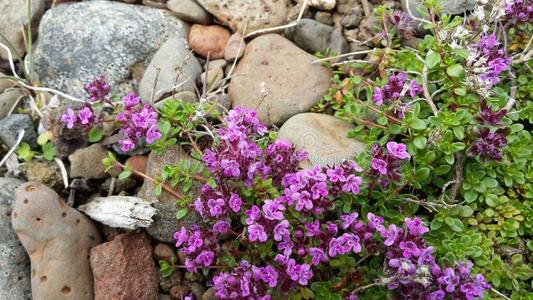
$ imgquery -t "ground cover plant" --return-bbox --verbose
[42,0,532,299]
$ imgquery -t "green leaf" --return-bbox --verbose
[88,126,104,143]
[481,177,499,189]
[426,51,441,69]
[175,208,188,220]
[445,217,464,232]
[431,218,443,230]
[413,136,427,149]
[464,190,478,203]
[411,119,427,130]
[41,143,56,161]
[37,132,50,146]
[15,142,35,161]
[446,64,464,77]
[415,167,430,181]
[453,87,466,96]
[118,169,132,180]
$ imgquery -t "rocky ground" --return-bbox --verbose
[0,0,491,299]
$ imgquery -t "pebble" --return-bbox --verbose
[285,18,334,54]
[315,11,334,25]
[336,0,359,13]
[125,155,149,179]
[139,36,202,104]
[153,243,177,262]
[138,146,200,243]
[90,233,158,300]
[11,182,101,299]
[0,178,31,300]
[224,33,246,62]
[228,34,332,126]
[142,0,168,9]
[0,114,38,149]
[21,160,63,190]
[340,8,363,29]
[277,113,366,167]
[167,0,212,24]
[68,143,109,179]
[309,0,336,10]
[170,285,190,299]
[0,89,24,119]
[200,66,224,93]
[0,0,45,60]
[202,288,217,300]
[30,1,189,99]
[204,59,227,71]
[195,0,290,32]
[189,24,231,59]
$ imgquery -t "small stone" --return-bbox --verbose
[68,143,108,179]
[0,89,24,119]
[309,0,336,10]
[139,36,202,104]
[125,155,148,178]
[340,7,363,29]
[285,18,348,54]
[330,25,350,54]
[170,285,190,299]
[0,114,38,148]
[12,182,101,299]
[154,243,177,262]
[200,67,224,93]
[277,113,366,167]
[0,72,15,93]
[21,160,63,190]
[0,0,45,60]
[336,0,359,13]
[229,34,332,126]
[138,146,200,243]
[202,288,216,300]
[315,11,334,25]
[90,233,158,300]
[189,24,231,59]
[224,33,246,62]
[190,282,206,299]
[0,177,31,300]
[195,0,290,32]
[167,0,212,24]
[143,0,168,9]
[158,271,182,293]
[204,59,227,71]
[160,294,172,300]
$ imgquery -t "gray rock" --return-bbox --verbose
[0,0,45,61]
[31,0,189,99]
[285,19,348,54]
[139,36,202,104]
[0,89,24,119]
[314,11,334,25]
[340,8,363,29]
[142,0,168,9]
[229,34,332,126]
[336,0,359,13]
[277,113,366,168]
[167,0,212,24]
[196,0,291,32]
[138,146,200,243]
[21,160,63,190]
[68,143,108,179]
[402,0,475,17]
[0,177,31,300]
[0,114,37,148]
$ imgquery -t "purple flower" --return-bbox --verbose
[207,198,225,217]
[399,241,421,258]
[286,259,313,286]
[248,224,268,242]
[386,141,410,159]
[145,125,161,144]
[438,268,460,293]
[371,158,388,174]
[213,220,230,233]
[372,87,384,106]
[469,127,508,161]
[367,213,385,231]
[262,199,285,221]
[408,80,423,98]
[477,101,506,126]
[405,217,429,236]
[381,224,400,246]
[77,106,93,125]
[342,174,363,194]
[245,205,261,225]
[84,76,110,102]
[389,10,417,38]
[341,212,359,229]
[305,220,321,237]
[119,139,135,152]
[326,166,346,182]
[427,290,446,300]
[221,159,241,177]
[228,193,242,212]
[195,250,214,267]
[328,233,362,257]
[308,247,328,265]
[61,108,77,129]
[122,91,140,108]
[173,226,188,247]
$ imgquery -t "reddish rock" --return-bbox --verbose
[189,24,231,59]
[125,155,148,178]
[90,233,158,300]
[224,33,246,62]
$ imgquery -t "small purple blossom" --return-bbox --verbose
[61,108,77,129]
[386,141,410,160]
[248,224,268,242]
[371,158,388,174]
[84,76,110,102]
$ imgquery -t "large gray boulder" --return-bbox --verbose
[0,0,45,61]
[0,177,31,300]
[228,34,332,126]
[30,0,189,99]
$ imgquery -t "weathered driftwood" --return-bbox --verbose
[78,196,156,229]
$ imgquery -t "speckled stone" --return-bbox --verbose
[30,0,189,99]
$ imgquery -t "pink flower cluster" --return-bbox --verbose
[471,33,510,88]
[505,0,533,23]
[61,106,95,130]
[372,72,422,118]
[172,108,489,299]
[370,141,410,186]
[116,92,161,152]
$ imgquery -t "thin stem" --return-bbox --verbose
[491,288,511,300]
